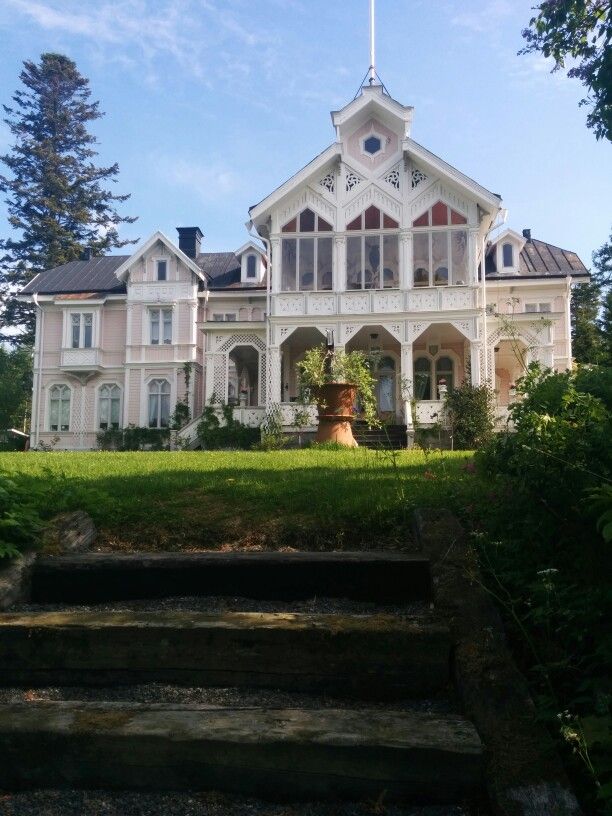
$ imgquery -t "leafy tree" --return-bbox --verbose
[0,53,136,346]
[520,1,612,141]
[571,281,604,363]
[592,231,612,286]
[600,288,612,365]
[0,344,32,431]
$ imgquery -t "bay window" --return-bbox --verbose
[280,208,333,291]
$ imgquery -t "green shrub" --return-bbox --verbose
[197,402,259,450]
[97,426,171,451]
[443,381,495,449]
[0,472,42,558]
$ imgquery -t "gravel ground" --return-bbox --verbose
[10,595,431,618]
[0,790,473,816]
[0,683,457,712]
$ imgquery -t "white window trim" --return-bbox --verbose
[524,301,552,313]
[143,375,174,429]
[47,383,72,433]
[411,227,470,288]
[412,349,461,401]
[148,305,175,345]
[96,383,123,431]
[151,255,172,282]
[360,131,385,158]
[63,309,99,349]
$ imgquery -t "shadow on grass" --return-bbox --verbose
[0,450,478,551]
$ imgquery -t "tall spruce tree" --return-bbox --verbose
[600,288,612,366]
[0,53,136,345]
[571,281,604,364]
[592,231,612,287]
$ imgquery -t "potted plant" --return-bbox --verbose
[297,345,378,446]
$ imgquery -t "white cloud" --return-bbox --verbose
[153,152,240,200]
[451,0,514,34]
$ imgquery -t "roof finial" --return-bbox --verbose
[368,0,376,85]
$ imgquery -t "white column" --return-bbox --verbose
[270,237,280,294]
[400,230,412,290]
[334,236,346,293]
[468,228,480,285]
[400,342,414,428]
[267,345,282,406]
[470,340,482,386]
[204,351,216,404]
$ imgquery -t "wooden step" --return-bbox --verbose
[0,702,483,802]
[0,610,450,698]
[30,551,432,604]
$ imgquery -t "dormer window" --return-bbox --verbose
[502,244,514,268]
[246,254,257,278]
[156,260,167,281]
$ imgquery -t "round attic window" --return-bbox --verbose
[363,135,383,156]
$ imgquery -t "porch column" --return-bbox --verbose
[204,351,216,403]
[400,342,414,428]
[468,228,480,285]
[470,340,482,386]
[270,238,280,294]
[400,230,412,289]
[267,345,282,406]
[334,236,346,292]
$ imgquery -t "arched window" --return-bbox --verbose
[49,385,71,432]
[246,254,257,278]
[502,243,514,268]
[280,208,333,292]
[99,385,121,430]
[413,358,431,400]
[346,206,399,290]
[148,379,171,429]
[435,356,454,394]
[412,201,468,287]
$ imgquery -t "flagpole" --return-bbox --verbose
[369,0,376,84]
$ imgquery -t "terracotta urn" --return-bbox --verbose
[314,382,358,447]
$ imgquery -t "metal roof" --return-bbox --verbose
[21,256,129,295]
[486,238,588,278]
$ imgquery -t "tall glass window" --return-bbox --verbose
[280,208,333,291]
[148,379,171,428]
[502,243,514,268]
[99,385,121,430]
[49,385,71,432]
[412,201,468,287]
[71,313,93,348]
[345,206,399,290]
[150,308,172,345]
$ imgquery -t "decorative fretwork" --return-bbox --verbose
[411,168,428,189]
[345,169,363,193]
[319,172,335,195]
[384,166,401,191]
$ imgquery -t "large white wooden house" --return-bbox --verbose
[19,82,588,449]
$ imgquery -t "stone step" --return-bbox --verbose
[0,610,450,698]
[30,551,432,605]
[0,702,483,803]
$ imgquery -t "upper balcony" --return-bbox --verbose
[272,286,479,317]
[60,347,102,379]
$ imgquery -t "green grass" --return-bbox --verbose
[0,449,476,552]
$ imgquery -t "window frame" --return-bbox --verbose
[246,254,257,278]
[502,243,514,269]
[525,302,552,313]
[98,383,122,431]
[147,378,171,429]
[48,384,71,432]
[156,259,168,281]
[68,311,95,349]
[280,209,334,292]
[413,353,457,400]
[344,207,400,291]
[149,307,173,345]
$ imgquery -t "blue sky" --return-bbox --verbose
[0,0,610,268]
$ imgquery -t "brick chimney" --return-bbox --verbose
[177,227,203,259]
[522,228,532,242]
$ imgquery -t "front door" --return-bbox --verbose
[376,356,396,418]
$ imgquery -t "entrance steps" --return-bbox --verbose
[353,422,408,449]
[0,550,484,807]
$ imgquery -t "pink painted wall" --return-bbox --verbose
[346,118,399,170]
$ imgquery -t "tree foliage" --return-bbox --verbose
[592,230,612,286]
[520,1,612,141]
[0,53,136,345]
[600,288,612,365]
[0,344,32,431]
[571,281,605,363]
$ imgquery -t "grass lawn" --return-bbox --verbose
[0,449,477,552]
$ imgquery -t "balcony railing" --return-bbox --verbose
[60,347,101,370]
[272,286,477,317]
